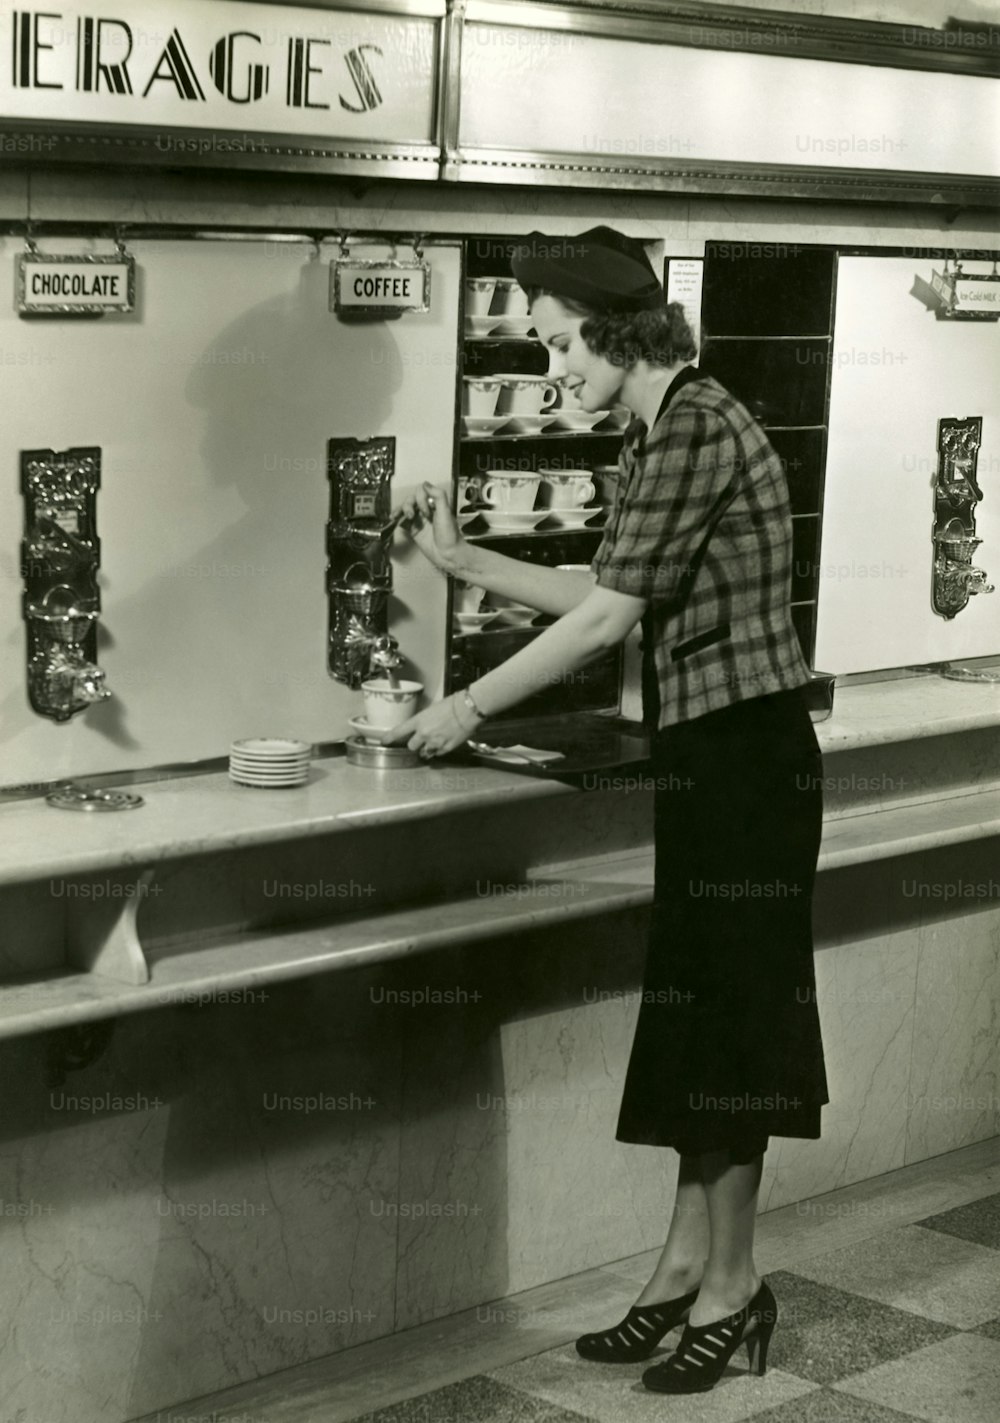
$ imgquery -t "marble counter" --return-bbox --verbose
[814,669,1000,752]
[2,672,1000,889]
[0,755,570,888]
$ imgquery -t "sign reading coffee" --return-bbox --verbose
[332,259,430,314]
[1,2,438,145]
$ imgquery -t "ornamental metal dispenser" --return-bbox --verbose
[932,417,993,618]
[21,446,112,721]
[326,435,405,687]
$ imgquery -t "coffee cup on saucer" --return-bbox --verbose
[479,474,541,512]
[361,679,423,732]
[495,375,557,418]
[491,279,529,317]
[554,380,584,411]
[541,471,596,509]
[465,278,497,316]
[462,377,502,417]
[454,581,485,615]
[456,474,483,509]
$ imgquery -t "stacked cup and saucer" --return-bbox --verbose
[229,737,312,788]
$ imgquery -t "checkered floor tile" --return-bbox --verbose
[350,1191,1000,1423]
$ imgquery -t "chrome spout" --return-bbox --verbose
[27,644,110,722]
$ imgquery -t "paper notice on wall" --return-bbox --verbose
[666,259,703,353]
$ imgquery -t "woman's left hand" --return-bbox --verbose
[381,695,476,760]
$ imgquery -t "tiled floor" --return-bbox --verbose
[350,1192,1000,1423]
[133,1139,1000,1423]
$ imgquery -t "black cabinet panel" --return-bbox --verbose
[465,238,518,280]
[699,340,830,427]
[452,628,621,719]
[791,602,817,664]
[463,341,548,378]
[702,244,834,336]
[764,428,824,517]
[791,517,821,603]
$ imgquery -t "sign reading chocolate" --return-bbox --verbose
[0,2,438,145]
[17,253,135,313]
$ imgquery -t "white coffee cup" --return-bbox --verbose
[462,377,502,417]
[361,679,423,731]
[542,472,596,509]
[492,279,528,317]
[592,464,621,509]
[465,278,497,316]
[456,475,483,509]
[495,375,558,417]
[554,380,584,410]
[454,581,485,614]
[479,474,541,511]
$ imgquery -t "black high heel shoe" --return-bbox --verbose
[575,1288,699,1363]
[641,1280,777,1393]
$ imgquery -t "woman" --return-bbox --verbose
[388,227,828,1395]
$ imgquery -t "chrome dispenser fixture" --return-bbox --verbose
[21,447,111,721]
[931,417,993,619]
[326,436,405,686]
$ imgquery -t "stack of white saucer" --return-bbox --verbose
[229,737,312,787]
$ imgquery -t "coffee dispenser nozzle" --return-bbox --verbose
[20,448,111,721]
[326,436,404,685]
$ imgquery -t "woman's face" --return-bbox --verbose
[529,294,625,412]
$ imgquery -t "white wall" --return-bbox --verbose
[1,238,459,787]
[816,256,1000,674]
[461,27,998,177]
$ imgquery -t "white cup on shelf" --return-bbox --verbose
[479,474,541,512]
[454,581,485,614]
[494,375,557,417]
[462,377,502,417]
[465,278,497,316]
[541,471,596,509]
[491,279,529,317]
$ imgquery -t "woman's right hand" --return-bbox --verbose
[394,482,465,574]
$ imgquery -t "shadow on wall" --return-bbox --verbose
[190,253,402,510]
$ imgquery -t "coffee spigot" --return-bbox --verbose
[932,417,992,619]
[25,589,111,721]
[368,634,403,678]
[21,446,109,721]
[326,436,403,686]
[28,643,110,722]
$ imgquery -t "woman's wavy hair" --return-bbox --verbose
[523,288,699,369]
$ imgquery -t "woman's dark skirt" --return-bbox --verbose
[616,687,828,1162]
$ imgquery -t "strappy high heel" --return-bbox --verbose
[575,1288,699,1363]
[641,1279,777,1393]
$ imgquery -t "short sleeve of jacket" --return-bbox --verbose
[590,404,738,607]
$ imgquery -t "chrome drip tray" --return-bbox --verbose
[45,785,145,812]
[345,737,421,769]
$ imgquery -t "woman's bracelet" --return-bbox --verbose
[459,686,487,723]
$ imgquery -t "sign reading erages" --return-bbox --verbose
[0,2,438,145]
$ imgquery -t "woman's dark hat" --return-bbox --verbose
[510,226,664,311]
